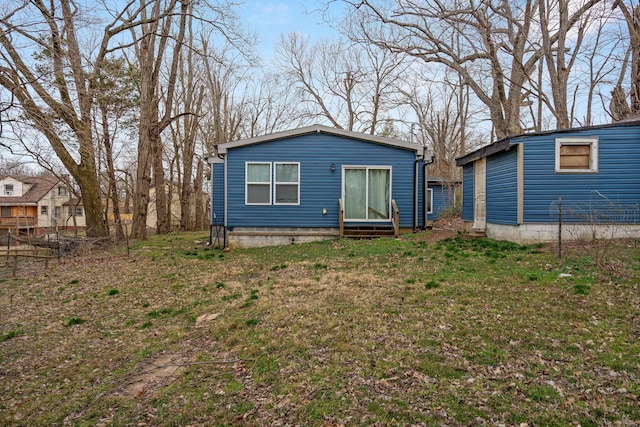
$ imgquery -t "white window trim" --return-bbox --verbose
[555,137,598,173]
[245,162,272,205]
[426,188,433,214]
[274,162,300,206]
[4,184,14,195]
[342,165,393,222]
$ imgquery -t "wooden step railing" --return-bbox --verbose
[339,198,344,237]
[391,199,399,237]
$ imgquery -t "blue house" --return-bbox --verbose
[455,120,640,243]
[207,125,432,248]
[426,177,460,223]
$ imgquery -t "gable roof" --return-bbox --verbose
[455,119,640,167]
[0,175,59,206]
[214,124,425,158]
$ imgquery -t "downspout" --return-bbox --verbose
[223,152,228,250]
[413,159,421,232]
[423,156,434,229]
[207,149,225,248]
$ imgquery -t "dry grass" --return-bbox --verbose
[1,231,639,426]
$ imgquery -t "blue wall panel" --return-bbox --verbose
[521,124,640,223]
[427,184,457,220]
[224,133,420,228]
[486,148,518,225]
[210,163,225,225]
[462,165,474,221]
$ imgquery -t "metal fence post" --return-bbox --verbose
[558,197,562,259]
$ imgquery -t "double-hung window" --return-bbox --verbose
[4,184,14,195]
[555,137,598,173]
[67,207,83,216]
[274,163,299,205]
[245,162,300,205]
[246,162,271,204]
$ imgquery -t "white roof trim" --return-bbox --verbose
[215,124,425,157]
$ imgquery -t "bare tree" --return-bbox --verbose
[275,33,409,133]
[0,0,111,236]
[127,0,187,238]
[401,69,482,180]
[611,0,640,120]
[243,72,307,138]
[0,154,35,176]
[576,9,622,126]
[94,58,139,241]
[538,0,592,129]
[126,1,252,238]
[168,12,205,232]
[0,0,196,238]
[348,0,603,139]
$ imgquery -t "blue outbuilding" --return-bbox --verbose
[207,125,432,248]
[426,177,460,224]
[455,120,640,243]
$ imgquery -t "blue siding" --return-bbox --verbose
[428,184,457,220]
[462,165,474,221]
[486,148,518,225]
[522,124,640,223]
[225,133,420,228]
[211,163,225,225]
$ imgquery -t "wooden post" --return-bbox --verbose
[124,219,130,256]
[338,198,344,238]
[12,254,18,277]
[558,197,562,259]
[6,229,10,262]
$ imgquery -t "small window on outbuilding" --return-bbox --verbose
[4,184,14,195]
[41,205,48,215]
[426,188,433,214]
[555,137,598,173]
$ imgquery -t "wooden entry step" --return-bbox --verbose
[342,225,396,238]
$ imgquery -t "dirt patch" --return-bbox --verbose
[411,217,465,244]
[120,353,192,398]
[195,312,222,326]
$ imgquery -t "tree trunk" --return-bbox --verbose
[131,27,156,240]
[194,158,205,230]
[153,135,169,234]
[101,106,124,241]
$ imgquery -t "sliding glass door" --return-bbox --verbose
[343,167,391,221]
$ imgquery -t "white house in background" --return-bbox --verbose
[0,174,86,237]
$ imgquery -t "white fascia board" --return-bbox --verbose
[217,124,425,156]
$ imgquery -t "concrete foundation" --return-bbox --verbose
[228,227,340,248]
[483,222,640,244]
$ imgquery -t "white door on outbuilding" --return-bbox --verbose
[473,158,486,232]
